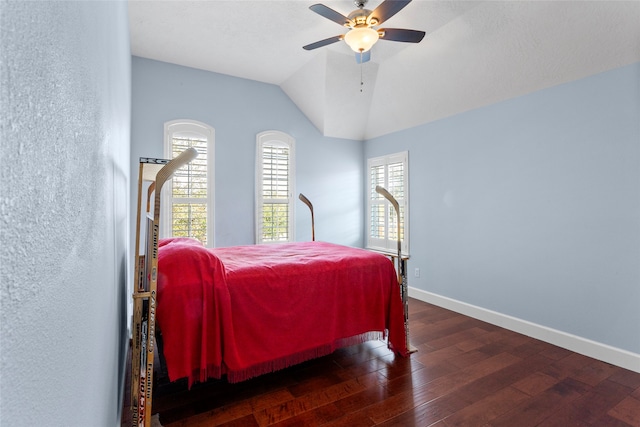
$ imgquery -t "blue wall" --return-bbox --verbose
[131,57,364,249]
[1,1,131,425]
[365,62,640,355]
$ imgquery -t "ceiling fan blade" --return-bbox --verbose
[379,28,425,43]
[355,50,371,64]
[303,35,343,50]
[309,4,353,27]
[368,0,411,26]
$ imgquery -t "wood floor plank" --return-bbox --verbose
[571,359,621,387]
[268,403,345,427]
[592,414,637,427]
[441,386,530,427]
[253,377,369,426]
[426,327,492,350]
[332,379,393,415]
[453,353,556,405]
[373,395,461,427]
[488,377,589,427]
[544,352,596,380]
[319,411,376,427]
[608,395,640,427]
[218,415,261,427]
[609,367,640,390]
[414,342,467,366]
[536,379,634,426]
[511,371,559,396]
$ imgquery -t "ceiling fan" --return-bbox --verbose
[303,0,425,63]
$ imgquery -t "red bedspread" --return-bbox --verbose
[157,238,408,386]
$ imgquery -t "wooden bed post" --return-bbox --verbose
[375,185,417,354]
[131,147,198,427]
[298,193,315,241]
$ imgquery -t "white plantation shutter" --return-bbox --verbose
[163,120,214,247]
[367,151,409,255]
[256,131,295,243]
[369,160,386,241]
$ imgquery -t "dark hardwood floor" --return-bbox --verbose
[122,298,640,426]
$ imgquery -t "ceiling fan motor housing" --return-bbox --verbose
[348,9,377,27]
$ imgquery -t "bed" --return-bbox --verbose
[130,149,410,427]
[155,237,409,387]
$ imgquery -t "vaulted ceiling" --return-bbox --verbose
[129,0,640,141]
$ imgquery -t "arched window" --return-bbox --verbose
[163,120,214,247]
[255,131,295,243]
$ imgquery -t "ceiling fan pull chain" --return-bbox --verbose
[360,51,364,92]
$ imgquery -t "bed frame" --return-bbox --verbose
[130,149,414,427]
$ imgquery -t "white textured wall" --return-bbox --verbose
[0,1,131,426]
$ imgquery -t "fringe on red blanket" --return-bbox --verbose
[226,331,387,384]
[184,331,391,387]
[190,364,223,388]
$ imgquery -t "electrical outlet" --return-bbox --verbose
[414,268,420,278]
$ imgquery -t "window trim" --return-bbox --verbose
[366,151,409,255]
[162,119,215,247]
[255,130,295,244]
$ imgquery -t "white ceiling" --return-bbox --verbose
[129,0,640,141]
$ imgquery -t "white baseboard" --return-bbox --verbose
[409,287,640,374]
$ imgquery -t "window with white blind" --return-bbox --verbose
[162,120,214,247]
[255,131,295,244]
[366,151,409,255]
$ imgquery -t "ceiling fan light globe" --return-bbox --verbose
[344,27,379,53]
